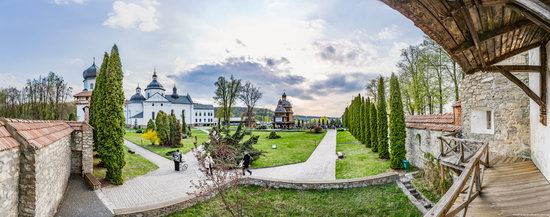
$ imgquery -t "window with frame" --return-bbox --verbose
[152,112,155,120]
[471,108,494,134]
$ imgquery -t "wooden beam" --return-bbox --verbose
[451,19,534,54]
[497,66,545,106]
[512,0,550,32]
[483,65,542,72]
[462,6,487,68]
[540,41,547,125]
[466,41,543,73]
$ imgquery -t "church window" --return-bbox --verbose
[152,112,155,120]
[152,103,154,106]
[148,93,150,98]
[90,83,94,89]
[171,109,174,115]
[161,103,163,106]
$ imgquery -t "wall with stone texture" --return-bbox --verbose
[35,136,72,217]
[0,148,20,217]
[405,128,447,169]
[460,72,530,157]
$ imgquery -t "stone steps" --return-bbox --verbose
[397,176,434,213]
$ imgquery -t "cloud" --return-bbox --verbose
[314,40,378,66]
[309,72,380,94]
[168,56,313,102]
[235,39,246,47]
[377,25,400,40]
[104,0,160,32]
[53,0,86,4]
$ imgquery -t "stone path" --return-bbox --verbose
[56,175,111,217]
[251,129,337,180]
[95,140,203,212]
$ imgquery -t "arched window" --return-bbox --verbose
[152,112,155,120]
[416,134,421,146]
[90,83,94,89]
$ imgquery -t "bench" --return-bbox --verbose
[84,173,101,190]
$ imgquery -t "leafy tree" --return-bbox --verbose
[156,111,170,146]
[389,74,406,169]
[377,76,389,159]
[370,102,378,152]
[143,130,159,145]
[96,45,126,185]
[146,119,155,132]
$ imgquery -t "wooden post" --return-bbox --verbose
[460,141,465,163]
[540,42,548,126]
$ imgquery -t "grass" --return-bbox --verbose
[411,178,442,203]
[124,128,209,159]
[92,146,158,181]
[245,131,326,168]
[336,131,391,179]
[168,184,422,217]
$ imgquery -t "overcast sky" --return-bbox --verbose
[0,0,424,117]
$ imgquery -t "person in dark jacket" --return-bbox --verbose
[172,149,182,171]
[242,151,253,175]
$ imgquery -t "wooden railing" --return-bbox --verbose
[439,136,485,164]
[424,142,490,217]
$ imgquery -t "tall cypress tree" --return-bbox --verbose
[389,74,406,169]
[370,102,378,152]
[364,97,371,147]
[97,45,126,185]
[359,95,364,143]
[90,53,109,151]
[377,76,389,159]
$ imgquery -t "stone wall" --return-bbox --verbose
[460,72,531,157]
[35,136,72,217]
[405,128,446,169]
[0,147,20,217]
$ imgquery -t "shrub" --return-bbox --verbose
[256,125,267,130]
[310,125,323,134]
[142,130,159,145]
[135,129,143,134]
[266,131,281,139]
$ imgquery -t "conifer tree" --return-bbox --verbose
[97,45,126,185]
[181,113,187,137]
[156,111,170,146]
[359,96,364,143]
[377,76,389,159]
[389,74,406,169]
[170,114,183,147]
[364,97,371,147]
[146,119,155,132]
[370,102,378,152]
[90,52,109,151]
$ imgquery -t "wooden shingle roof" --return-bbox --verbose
[381,0,550,74]
[406,114,461,132]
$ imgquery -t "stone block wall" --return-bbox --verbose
[405,128,446,169]
[0,147,20,217]
[34,136,72,217]
[460,72,531,157]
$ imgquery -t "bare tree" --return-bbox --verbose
[239,81,263,128]
[214,75,242,126]
[365,79,378,102]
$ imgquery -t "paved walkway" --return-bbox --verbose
[56,175,111,217]
[95,129,336,212]
[251,129,337,180]
[95,140,203,212]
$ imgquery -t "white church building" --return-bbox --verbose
[73,61,215,127]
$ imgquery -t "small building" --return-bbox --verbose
[273,92,295,129]
[73,60,98,122]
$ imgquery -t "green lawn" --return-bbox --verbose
[336,131,391,179]
[168,184,422,217]
[124,128,209,159]
[246,131,326,168]
[93,146,158,181]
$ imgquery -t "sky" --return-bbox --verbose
[0,0,424,117]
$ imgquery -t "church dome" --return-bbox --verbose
[145,71,165,90]
[83,62,98,79]
[129,93,146,102]
[275,104,286,113]
[281,99,292,108]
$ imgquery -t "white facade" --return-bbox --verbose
[124,72,215,127]
[529,43,550,182]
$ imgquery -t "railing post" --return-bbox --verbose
[440,137,445,157]
[485,143,490,167]
[460,141,465,163]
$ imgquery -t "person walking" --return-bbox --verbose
[242,151,253,176]
[172,149,182,171]
[205,152,214,175]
